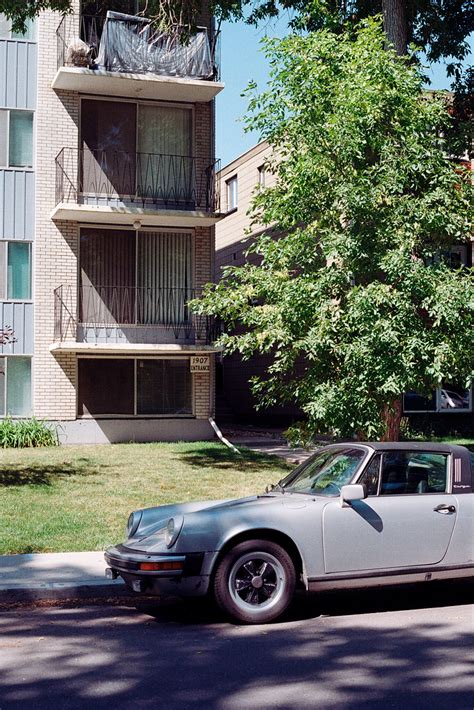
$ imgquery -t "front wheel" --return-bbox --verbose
[214,539,296,624]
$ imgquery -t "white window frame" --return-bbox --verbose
[0,355,32,418]
[226,175,238,211]
[0,240,33,302]
[0,108,35,170]
[0,14,36,42]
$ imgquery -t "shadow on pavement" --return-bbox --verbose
[0,579,473,710]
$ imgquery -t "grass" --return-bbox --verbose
[0,442,291,555]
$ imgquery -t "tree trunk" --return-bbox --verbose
[381,397,402,441]
[382,0,409,55]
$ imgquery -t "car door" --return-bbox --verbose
[322,450,458,574]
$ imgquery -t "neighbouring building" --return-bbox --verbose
[215,141,302,424]
[0,1,224,443]
[215,142,474,433]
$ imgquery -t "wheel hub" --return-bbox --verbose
[251,575,264,589]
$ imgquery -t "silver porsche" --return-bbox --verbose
[105,442,474,624]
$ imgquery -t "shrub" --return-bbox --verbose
[0,417,58,448]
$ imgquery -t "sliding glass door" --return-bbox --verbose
[80,100,192,204]
[80,228,192,327]
[137,105,192,204]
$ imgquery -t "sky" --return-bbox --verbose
[215,20,473,168]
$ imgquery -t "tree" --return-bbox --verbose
[193,20,473,441]
[1,0,472,79]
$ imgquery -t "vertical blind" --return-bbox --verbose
[80,229,192,325]
[138,231,192,323]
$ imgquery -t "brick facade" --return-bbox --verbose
[29,4,219,438]
[35,8,80,419]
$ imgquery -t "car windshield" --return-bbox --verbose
[281,447,366,496]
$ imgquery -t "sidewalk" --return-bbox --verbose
[0,551,126,604]
[0,439,314,605]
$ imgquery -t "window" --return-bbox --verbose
[258,165,266,187]
[281,447,366,496]
[358,453,381,496]
[7,242,31,299]
[0,14,35,40]
[379,451,448,495]
[78,357,192,416]
[403,385,472,413]
[137,359,192,415]
[0,356,32,416]
[79,228,192,325]
[0,242,32,300]
[0,110,34,168]
[80,100,192,202]
[226,176,238,211]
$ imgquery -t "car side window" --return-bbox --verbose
[379,452,449,495]
[358,453,381,495]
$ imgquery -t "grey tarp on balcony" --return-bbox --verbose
[95,11,213,79]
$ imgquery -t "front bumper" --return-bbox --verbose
[104,545,212,598]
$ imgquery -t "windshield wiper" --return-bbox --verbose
[265,482,285,494]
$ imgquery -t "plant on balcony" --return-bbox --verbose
[192,20,473,442]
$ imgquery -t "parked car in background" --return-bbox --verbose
[105,442,474,624]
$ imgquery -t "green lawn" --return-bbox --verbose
[0,442,291,555]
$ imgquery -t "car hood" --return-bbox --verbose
[124,492,319,551]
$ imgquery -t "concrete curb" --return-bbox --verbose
[0,582,130,605]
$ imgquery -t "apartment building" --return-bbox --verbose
[216,143,474,432]
[215,141,302,423]
[0,1,224,442]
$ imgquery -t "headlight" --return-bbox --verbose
[165,516,184,548]
[126,510,142,538]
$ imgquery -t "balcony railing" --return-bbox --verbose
[55,148,220,213]
[54,284,219,345]
[56,13,220,81]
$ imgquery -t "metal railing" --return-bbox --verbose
[56,14,221,81]
[55,148,220,212]
[54,284,219,344]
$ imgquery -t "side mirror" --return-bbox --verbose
[340,484,367,508]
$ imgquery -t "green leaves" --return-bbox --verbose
[194,20,473,440]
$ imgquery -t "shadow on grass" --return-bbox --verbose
[0,458,104,487]
[177,446,291,474]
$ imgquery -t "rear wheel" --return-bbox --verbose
[214,539,296,624]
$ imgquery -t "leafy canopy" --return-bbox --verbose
[1,0,472,77]
[194,19,473,439]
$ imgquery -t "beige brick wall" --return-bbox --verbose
[216,141,276,252]
[33,4,216,424]
[34,7,80,420]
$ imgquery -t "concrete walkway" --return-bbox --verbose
[0,551,125,603]
[0,440,314,604]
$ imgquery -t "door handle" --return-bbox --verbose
[433,504,456,513]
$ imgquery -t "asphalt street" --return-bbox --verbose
[0,582,473,710]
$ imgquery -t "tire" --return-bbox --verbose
[213,539,296,624]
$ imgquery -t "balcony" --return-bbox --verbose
[52,148,221,226]
[52,12,224,102]
[52,284,220,353]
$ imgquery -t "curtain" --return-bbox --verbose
[7,357,31,416]
[9,111,33,168]
[137,105,192,204]
[7,243,31,300]
[137,231,192,324]
[80,229,136,323]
